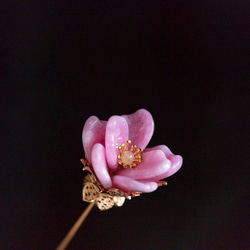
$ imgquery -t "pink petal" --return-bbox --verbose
[145,145,173,158]
[144,145,183,178]
[142,154,183,181]
[164,155,183,177]
[122,109,154,150]
[82,116,107,163]
[105,116,129,170]
[91,143,112,189]
[117,150,171,181]
[112,175,158,193]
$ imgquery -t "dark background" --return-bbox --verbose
[1,1,249,249]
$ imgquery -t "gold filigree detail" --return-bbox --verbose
[82,173,127,211]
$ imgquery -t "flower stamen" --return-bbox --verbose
[118,140,143,168]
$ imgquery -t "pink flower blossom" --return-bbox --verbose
[82,109,182,195]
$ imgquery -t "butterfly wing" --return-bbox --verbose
[82,182,100,202]
[96,193,115,211]
[107,189,126,207]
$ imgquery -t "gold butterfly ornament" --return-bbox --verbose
[82,170,129,211]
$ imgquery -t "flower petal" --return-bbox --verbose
[82,116,107,163]
[91,143,112,189]
[122,109,154,150]
[141,154,183,181]
[164,155,183,178]
[144,145,183,180]
[145,145,173,158]
[117,150,171,181]
[112,175,158,193]
[105,116,129,170]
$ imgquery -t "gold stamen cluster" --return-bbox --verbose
[118,140,143,168]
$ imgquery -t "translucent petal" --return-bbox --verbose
[105,116,129,169]
[82,116,106,163]
[91,143,112,188]
[122,109,154,150]
[112,175,158,193]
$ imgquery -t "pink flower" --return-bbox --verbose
[82,109,182,195]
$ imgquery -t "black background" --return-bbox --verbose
[1,1,249,249]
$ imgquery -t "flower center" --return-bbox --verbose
[117,140,143,168]
[121,151,134,165]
